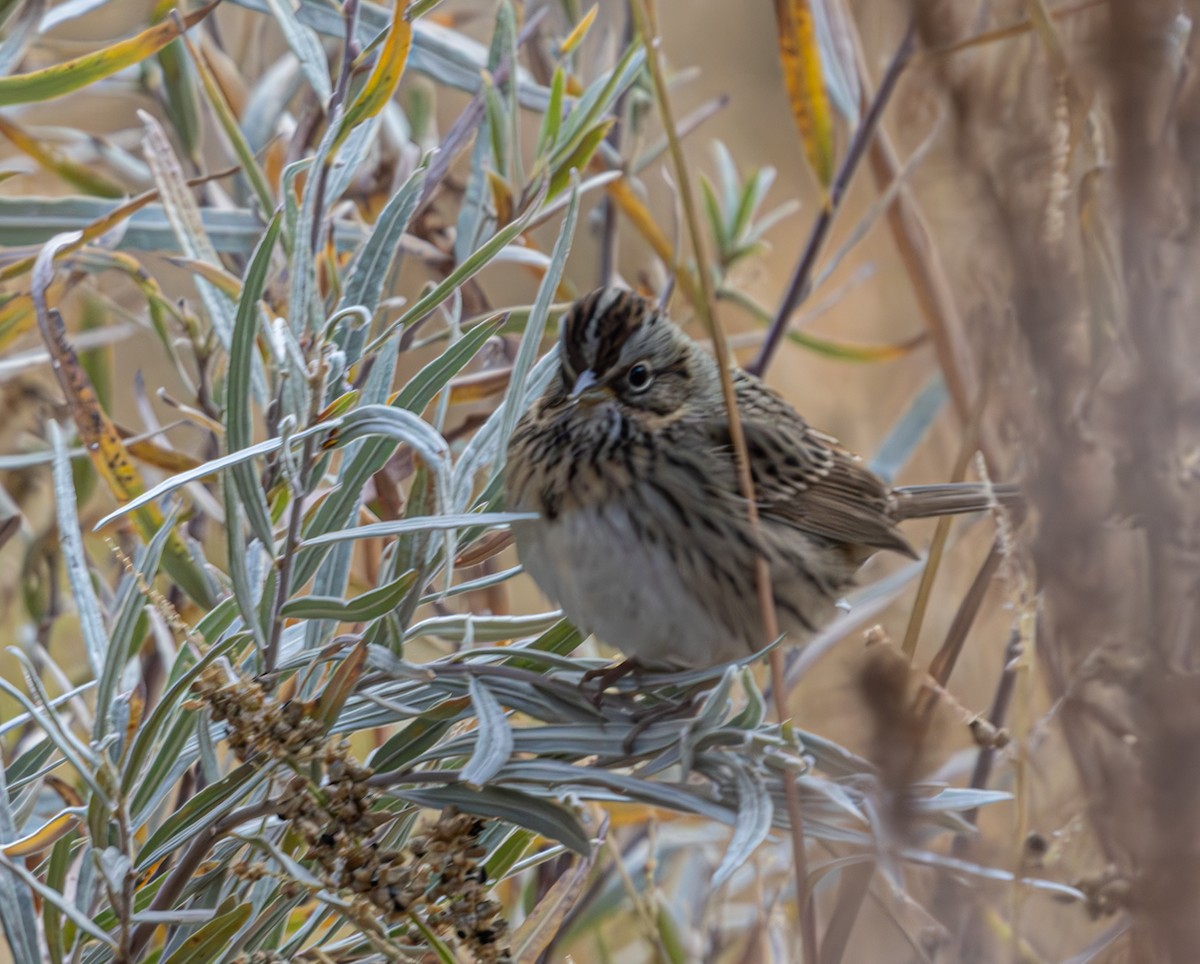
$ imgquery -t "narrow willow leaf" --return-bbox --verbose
[302,511,533,549]
[334,0,413,150]
[496,178,579,454]
[120,632,247,800]
[366,181,547,352]
[547,43,643,175]
[48,421,108,678]
[161,900,252,964]
[0,197,365,257]
[869,374,946,482]
[93,419,338,532]
[136,764,267,871]
[0,0,220,106]
[774,0,835,190]
[140,111,239,356]
[338,163,427,316]
[263,0,331,102]
[535,66,565,158]
[461,678,513,787]
[227,211,283,551]
[711,766,772,888]
[0,758,39,962]
[0,850,115,948]
[0,115,124,197]
[393,785,591,855]
[33,242,213,607]
[227,0,555,110]
[0,0,41,76]
[93,503,179,743]
[393,317,504,413]
[178,31,275,215]
[282,569,417,621]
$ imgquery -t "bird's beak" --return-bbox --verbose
[569,369,600,399]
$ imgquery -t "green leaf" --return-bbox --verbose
[339,163,427,317]
[282,569,417,621]
[301,511,534,550]
[48,421,108,679]
[93,503,178,742]
[136,764,267,871]
[461,678,513,787]
[711,765,772,888]
[0,1,220,107]
[496,177,580,454]
[161,900,252,964]
[226,210,283,551]
[0,758,40,962]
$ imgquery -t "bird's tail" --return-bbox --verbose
[892,482,1021,521]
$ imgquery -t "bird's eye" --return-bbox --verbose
[626,362,654,392]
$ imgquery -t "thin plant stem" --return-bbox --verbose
[631,0,814,958]
[748,22,916,378]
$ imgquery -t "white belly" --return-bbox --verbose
[512,506,751,670]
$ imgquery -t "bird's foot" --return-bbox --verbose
[622,688,701,755]
[580,658,641,707]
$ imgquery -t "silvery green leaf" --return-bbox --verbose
[711,765,772,889]
[0,0,43,80]
[120,633,247,802]
[869,373,947,482]
[364,184,547,353]
[911,787,1011,813]
[339,163,427,317]
[0,850,115,949]
[0,681,95,739]
[452,347,559,509]
[0,672,105,803]
[226,211,283,552]
[94,502,178,743]
[135,765,269,871]
[262,0,331,102]
[404,610,561,643]
[302,512,533,550]
[93,418,338,532]
[324,113,383,207]
[0,197,364,256]
[496,177,579,455]
[282,569,416,621]
[140,112,239,354]
[0,757,39,962]
[289,120,341,335]
[897,848,1086,901]
[460,678,514,787]
[48,421,107,679]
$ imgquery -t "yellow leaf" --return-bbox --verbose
[334,0,413,152]
[0,812,80,858]
[773,0,835,191]
[0,1,222,108]
[35,299,213,605]
[559,4,599,56]
[167,257,243,298]
[0,116,124,197]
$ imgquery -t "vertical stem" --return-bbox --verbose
[748,23,915,378]
[631,0,814,957]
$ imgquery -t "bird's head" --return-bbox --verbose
[556,287,718,417]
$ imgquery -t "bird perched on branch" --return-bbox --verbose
[505,288,1015,671]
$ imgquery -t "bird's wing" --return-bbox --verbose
[700,372,915,556]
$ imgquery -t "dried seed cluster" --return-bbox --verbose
[191,668,509,961]
[191,665,326,763]
[277,744,510,962]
